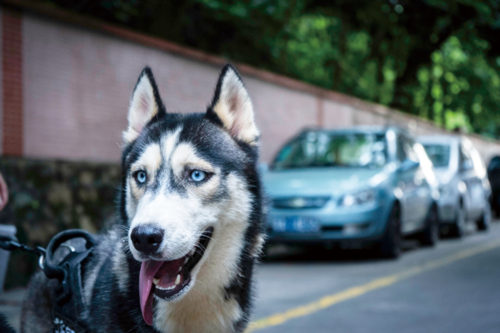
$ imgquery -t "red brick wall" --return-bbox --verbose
[2,8,23,156]
[19,14,324,163]
[1,2,500,163]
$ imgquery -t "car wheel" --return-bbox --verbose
[379,205,401,259]
[493,197,500,217]
[476,201,492,232]
[451,203,466,238]
[420,205,439,246]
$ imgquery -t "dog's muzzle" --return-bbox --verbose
[130,224,164,256]
[136,226,214,326]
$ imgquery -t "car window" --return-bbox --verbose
[273,132,387,170]
[422,144,451,168]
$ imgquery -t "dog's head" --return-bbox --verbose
[121,65,260,326]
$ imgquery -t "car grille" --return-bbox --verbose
[321,223,370,233]
[272,196,331,209]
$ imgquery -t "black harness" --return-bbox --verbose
[0,229,96,333]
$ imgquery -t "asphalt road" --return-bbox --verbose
[2,221,499,332]
[248,219,500,333]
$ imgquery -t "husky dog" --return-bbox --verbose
[21,65,264,333]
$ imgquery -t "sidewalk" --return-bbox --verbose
[0,288,25,331]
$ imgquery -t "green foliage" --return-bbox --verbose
[413,34,500,135]
[46,0,500,138]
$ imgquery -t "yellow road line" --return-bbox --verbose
[246,240,500,332]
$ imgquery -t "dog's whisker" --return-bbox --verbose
[194,244,207,254]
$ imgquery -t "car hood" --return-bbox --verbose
[263,167,386,197]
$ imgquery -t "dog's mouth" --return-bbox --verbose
[139,227,214,326]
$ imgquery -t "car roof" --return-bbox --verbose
[301,125,400,136]
[418,134,461,145]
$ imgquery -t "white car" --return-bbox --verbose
[419,135,491,237]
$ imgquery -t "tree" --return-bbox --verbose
[45,0,500,138]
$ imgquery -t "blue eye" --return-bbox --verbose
[190,170,207,182]
[134,170,147,184]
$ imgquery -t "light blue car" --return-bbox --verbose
[263,127,439,258]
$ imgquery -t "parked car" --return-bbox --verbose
[263,127,439,258]
[487,155,500,216]
[419,135,491,237]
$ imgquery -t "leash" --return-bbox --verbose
[0,235,46,270]
[0,229,97,333]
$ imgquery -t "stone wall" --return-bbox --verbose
[0,157,120,288]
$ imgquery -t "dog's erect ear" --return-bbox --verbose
[207,64,259,146]
[123,67,165,144]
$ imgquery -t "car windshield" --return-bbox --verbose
[422,144,450,168]
[272,131,387,170]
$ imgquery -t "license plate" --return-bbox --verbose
[271,216,320,233]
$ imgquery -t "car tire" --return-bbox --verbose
[378,205,401,259]
[420,205,439,246]
[450,203,466,238]
[476,201,491,232]
[492,197,500,217]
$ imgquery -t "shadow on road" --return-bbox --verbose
[262,238,448,264]
[262,222,492,264]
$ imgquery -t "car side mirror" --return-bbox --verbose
[398,159,420,172]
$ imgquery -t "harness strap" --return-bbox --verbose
[43,229,96,333]
[0,229,97,332]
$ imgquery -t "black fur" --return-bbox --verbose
[22,65,263,333]
[0,313,15,333]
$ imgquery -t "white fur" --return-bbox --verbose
[129,143,162,198]
[161,127,183,164]
[126,127,181,238]
[127,128,221,260]
[111,238,129,293]
[125,135,253,332]
[212,68,259,146]
[86,230,123,303]
[153,173,252,333]
[170,143,216,178]
[123,72,159,143]
[123,67,259,332]
[130,190,217,260]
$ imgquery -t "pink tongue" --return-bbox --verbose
[139,258,186,326]
[139,261,163,326]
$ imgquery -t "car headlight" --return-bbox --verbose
[339,189,376,207]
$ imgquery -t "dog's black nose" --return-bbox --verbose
[131,224,164,255]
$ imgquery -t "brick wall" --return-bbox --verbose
[0,7,2,154]
[2,7,23,156]
[20,13,327,163]
[1,2,500,164]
